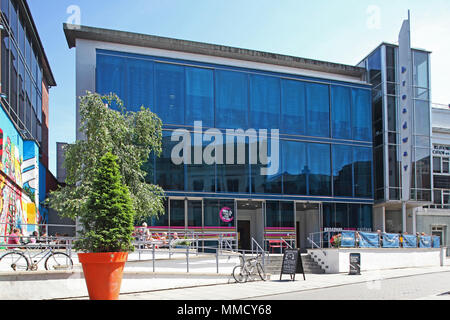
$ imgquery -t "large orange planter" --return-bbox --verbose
[78,252,128,300]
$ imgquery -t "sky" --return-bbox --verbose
[26,0,450,176]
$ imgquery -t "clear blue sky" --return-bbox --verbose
[27,0,450,175]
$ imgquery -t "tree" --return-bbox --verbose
[47,92,165,223]
[75,152,135,252]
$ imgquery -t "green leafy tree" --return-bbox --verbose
[75,152,135,252]
[47,92,165,223]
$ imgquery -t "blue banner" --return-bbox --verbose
[341,231,356,247]
[402,234,417,248]
[382,233,400,248]
[359,232,379,248]
[419,236,432,248]
[432,236,440,248]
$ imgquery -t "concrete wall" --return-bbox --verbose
[308,248,443,273]
[416,208,450,247]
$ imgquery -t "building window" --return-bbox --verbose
[331,86,352,140]
[306,82,330,138]
[185,67,214,128]
[215,70,248,130]
[282,140,307,195]
[249,74,280,130]
[281,79,306,136]
[332,144,353,197]
[169,199,185,227]
[155,62,185,125]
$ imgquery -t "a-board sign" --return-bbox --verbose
[349,253,361,275]
[280,249,305,281]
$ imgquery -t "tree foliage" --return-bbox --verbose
[47,92,165,223]
[75,152,135,252]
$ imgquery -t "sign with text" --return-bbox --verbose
[398,13,413,201]
[280,249,305,281]
[349,253,361,275]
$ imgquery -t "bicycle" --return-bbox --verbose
[232,253,266,283]
[0,243,73,272]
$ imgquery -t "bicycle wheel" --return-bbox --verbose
[256,262,266,281]
[45,252,73,271]
[0,251,29,271]
[232,265,248,283]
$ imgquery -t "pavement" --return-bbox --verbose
[1,249,449,300]
[116,265,450,300]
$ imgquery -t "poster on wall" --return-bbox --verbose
[219,206,234,223]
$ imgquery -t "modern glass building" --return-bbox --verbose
[0,0,57,240]
[65,24,374,250]
[358,41,432,234]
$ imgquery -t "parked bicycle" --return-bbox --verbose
[232,253,266,283]
[0,243,73,271]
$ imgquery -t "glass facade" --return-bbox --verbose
[362,44,432,203]
[96,48,374,233]
[1,0,43,142]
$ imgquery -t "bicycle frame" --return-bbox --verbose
[21,245,55,269]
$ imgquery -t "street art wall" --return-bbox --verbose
[0,107,39,244]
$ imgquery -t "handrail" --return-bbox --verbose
[251,237,267,269]
[280,237,293,250]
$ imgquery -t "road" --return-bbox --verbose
[120,270,450,300]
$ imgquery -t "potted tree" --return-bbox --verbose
[47,93,165,300]
[76,152,135,300]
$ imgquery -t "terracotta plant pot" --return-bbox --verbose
[78,252,128,300]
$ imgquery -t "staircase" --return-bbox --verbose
[262,253,325,274]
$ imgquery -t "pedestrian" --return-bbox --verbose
[29,231,38,244]
[7,228,21,249]
[376,229,383,247]
[170,232,179,246]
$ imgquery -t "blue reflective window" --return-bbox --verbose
[335,203,349,229]
[281,79,306,135]
[308,143,331,196]
[204,199,235,227]
[216,137,250,193]
[185,67,214,127]
[126,58,154,112]
[353,147,373,198]
[282,140,307,195]
[155,131,185,191]
[187,200,202,227]
[352,88,372,141]
[186,138,216,192]
[96,54,127,110]
[349,204,373,230]
[155,63,185,125]
[322,203,335,229]
[170,199,185,227]
[215,70,248,129]
[251,134,282,194]
[266,201,294,228]
[331,86,352,139]
[306,82,330,137]
[332,145,353,197]
[414,100,430,136]
[250,75,280,130]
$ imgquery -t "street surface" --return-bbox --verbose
[119,269,450,300]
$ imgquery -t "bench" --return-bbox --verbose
[268,240,288,253]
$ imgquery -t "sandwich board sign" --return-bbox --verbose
[349,253,361,275]
[280,249,305,281]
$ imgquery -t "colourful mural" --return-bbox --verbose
[0,115,40,245]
